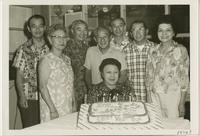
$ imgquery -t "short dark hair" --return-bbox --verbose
[27,14,45,28]
[130,20,147,30]
[110,17,126,27]
[156,15,176,35]
[99,58,121,73]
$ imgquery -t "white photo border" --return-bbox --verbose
[2,0,199,135]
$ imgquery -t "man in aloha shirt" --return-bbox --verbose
[13,15,49,128]
[110,18,130,51]
[63,20,90,111]
[123,20,155,102]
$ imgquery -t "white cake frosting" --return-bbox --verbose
[88,102,150,124]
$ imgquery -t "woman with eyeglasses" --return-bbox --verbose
[38,24,76,123]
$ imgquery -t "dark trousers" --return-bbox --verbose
[184,101,190,120]
[19,100,40,128]
[76,97,84,111]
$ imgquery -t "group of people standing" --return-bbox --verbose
[12,14,189,128]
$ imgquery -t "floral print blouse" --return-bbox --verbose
[12,39,49,100]
[87,82,135,104]
[145,40,189,94]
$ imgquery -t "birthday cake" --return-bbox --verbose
[78,102,163,129]
[88,102,149,124]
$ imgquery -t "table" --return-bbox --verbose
[25,112,78,130]
[25,104,190,130]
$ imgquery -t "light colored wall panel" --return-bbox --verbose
[88,17,98,30]
[9,30,27,53]
[65,12,83,28]
[9,6,32,28]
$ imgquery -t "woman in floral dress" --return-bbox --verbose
[38,24,76,123]
[146,16,189,119]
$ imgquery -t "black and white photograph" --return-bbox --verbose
[1,0,199,135]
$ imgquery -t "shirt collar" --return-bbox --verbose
[132,39,151,50]
[29,38,47,50]
[99,81,123,91]
[158,40,177,54]
[97,45,113,54]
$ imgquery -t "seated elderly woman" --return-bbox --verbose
[38,24,76,123]
[87,58,134,103]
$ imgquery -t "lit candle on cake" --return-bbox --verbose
[102,93,106,102]
[129,93,132,102]
[109,93,111,102]
[84,94,87,104]
[132,95,135,101]
[116,93,119,102]
[96,93,99,102]
[123,94,126,101]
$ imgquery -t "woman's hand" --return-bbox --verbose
[178,103,185,117]
[19,94,28,108]
[50,111,59,120]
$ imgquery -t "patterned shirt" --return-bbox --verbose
[110,34,130,51]
[145,41,189,94]
[123,40,155,102]
[87,82,134,104]
[13,39,49,100]
[63,39,89,103]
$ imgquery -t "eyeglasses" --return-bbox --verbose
[50,35,69,40]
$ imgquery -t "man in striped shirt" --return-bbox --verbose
[123,20,155,102]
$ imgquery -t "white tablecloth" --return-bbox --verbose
[25,107,190,130]
[25,112,78,130]
[78,103,164,129]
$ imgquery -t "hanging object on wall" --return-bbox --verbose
[52,5,64,25]
[102,6,109,12]
[72,5,82,12]
[88,5,100,17]
[88,5,113,17]
[126,5,147,17]
[53,5,63,17]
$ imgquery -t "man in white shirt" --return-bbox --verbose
[110,18,130,51]
[84,27,127,88]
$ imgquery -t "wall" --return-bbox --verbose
[9,81,23,129]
